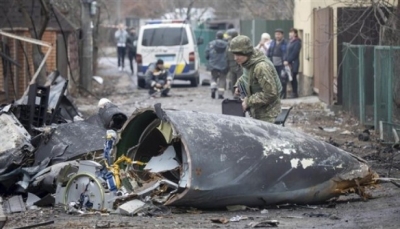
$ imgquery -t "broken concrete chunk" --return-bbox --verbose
[3,195,26,213]
[118,199,147,216]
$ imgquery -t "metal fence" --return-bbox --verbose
[240,20,293,47]
[342,43,400,132]
[194,29,216,66]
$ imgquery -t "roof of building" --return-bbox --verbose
[0,0,79,32]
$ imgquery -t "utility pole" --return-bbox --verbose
[80,0,93,93]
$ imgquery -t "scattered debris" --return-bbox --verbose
[319,127,339,132]
[340,130,352,135]
[230,215,248,222]
[26,193,40,207]
[281,215,303,219]
[93,76,104,85]
[211,217,230,224]
[248,220,279,227]
[358,129,371,142]
[226,205,247,211]
[186,208,202,214]
[303,212,340,220]
[33,193,55,207]
[260,209,269,214]
[13,220,54,229]
[118,199,147,216]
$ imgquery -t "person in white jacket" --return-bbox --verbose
[255,33,271,56]
[114,24,128,71]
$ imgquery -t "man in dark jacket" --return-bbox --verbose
[126,27,137,75]
[145,59,172,97]
[267,28,287,98]
[284,28,302,98]
[205,31,228,99]
[225,29,242,96]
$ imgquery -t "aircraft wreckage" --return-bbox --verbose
[56,104,378,211]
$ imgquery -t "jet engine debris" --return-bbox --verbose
[113,105,378,208]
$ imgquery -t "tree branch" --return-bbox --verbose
[38,0,50,38]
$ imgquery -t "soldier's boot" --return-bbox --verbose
[218,88,225,99]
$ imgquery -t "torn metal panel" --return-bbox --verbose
[34,121,106,166]
[0,112,34,176]
[118,199,147,216]
[3,195,26,213]
[117,107,378,208]
[144,146,179,173]
[28,161,79,195]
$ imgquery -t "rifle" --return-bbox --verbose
[237,81,251,115]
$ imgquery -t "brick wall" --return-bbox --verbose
[68,33,80,95]
[0,29,79,101]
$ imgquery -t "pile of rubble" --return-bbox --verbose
[0,72,380,228]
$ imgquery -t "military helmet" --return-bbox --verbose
[228,35,253,54]
[216,30,224,39]
[226,29,239,39]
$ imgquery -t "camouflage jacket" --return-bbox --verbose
[236,49,282,123]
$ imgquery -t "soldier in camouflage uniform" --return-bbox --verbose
[225,29,243,96]
[229,35,282,123]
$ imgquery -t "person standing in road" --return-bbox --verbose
[205,31,229,99]
[267,28,287,98]
[230,35,282,123]
[284,28,302,98]
[255,33,271,56]
[114,23,128,71]
[126,27,138,75]
[225,29,242,97]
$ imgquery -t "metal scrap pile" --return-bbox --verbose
[0,72,128,220]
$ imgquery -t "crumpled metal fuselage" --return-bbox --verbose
[116,107,377,208]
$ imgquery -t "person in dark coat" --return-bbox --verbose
[284,28,302,98]
[267,28,287,98]
[126,27,137,75]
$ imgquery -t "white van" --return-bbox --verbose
[136,20,203,88]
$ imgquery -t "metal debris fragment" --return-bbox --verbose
[3,195,26,213]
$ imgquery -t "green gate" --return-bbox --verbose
[194,29,216,66]
[341,44,400,129]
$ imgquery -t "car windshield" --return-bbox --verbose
[141,27,188,46]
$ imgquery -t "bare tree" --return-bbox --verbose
[17,0,51,85]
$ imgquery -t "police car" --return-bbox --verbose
[136,19,203,88]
